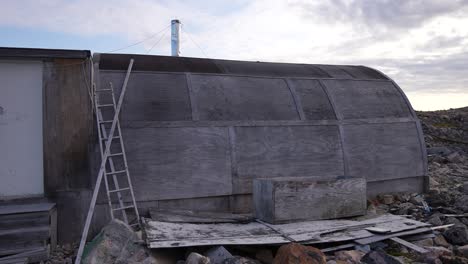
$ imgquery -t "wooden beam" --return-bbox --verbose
[390,237,429,254]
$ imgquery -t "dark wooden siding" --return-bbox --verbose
[43,58,93,193]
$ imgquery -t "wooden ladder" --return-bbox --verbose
[75,59,138,264]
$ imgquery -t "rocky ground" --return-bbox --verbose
[45,107,468,264]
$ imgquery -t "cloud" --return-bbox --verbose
[0,0,467,110]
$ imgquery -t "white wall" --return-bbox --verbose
[0,61,43,198]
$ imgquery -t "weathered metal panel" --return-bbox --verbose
[100,72,191,121]
[233,125,344,194]
[217,60,330,78]
[286,79,336,120]
[338,66,387,80]
[93,54,426,212]
[323,80,412,119]
[342,122,425,182]
[97,53,222,73]
[190,75,299,121]
[122,127,232,200]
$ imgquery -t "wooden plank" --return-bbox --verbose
[144,214,429,248]
[0,203,55,215]
[354,227,432,245]
[233,125,344,194]
[320,243,356,253]
[0,247,48,263]
[149,209,253,223]
[253,177,366,223]
[143,218,288,248]
[275,214,429,243]
[0,212,48,231]
[390,237,429,254]
[0,257,28,264]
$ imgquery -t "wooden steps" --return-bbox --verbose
[0,202,56,263]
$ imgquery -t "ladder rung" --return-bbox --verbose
[112,205,134,211]
[102,136,120,141]
[108,152,124,157]
[108,187,130,193]
[106,169,126,175]
[99,120,113,124]
[97,104,114,108]
[96,89,112,92]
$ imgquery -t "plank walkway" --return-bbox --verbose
[143,214,430,248]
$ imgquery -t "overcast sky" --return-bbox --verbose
[1,0,467,110]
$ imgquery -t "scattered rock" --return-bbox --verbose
[428,216,444,226]
[82,219,156,264]
[394,203,416,215]
[255,249,273,264]
[439,255,468,264]
[447,152,463,163]
[360,248,401,264]
[334,250,364,264]
[381,195,395,205]
[462,182,468,195]
[444,224,468,245]
[445,217,462,225]
[457,245,468,258]
[414,238,434,247]
[426,246,452,257]
[434,234,451,248]
[206,246,232,264]
[273,243,326,264]
[186,252,211,264]
[455,195,468,213]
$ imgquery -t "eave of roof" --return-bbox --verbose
[0,47,91,59]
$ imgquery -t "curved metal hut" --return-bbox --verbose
[94,53,427,213]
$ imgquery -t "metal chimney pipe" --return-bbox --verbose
[171,19,181,56]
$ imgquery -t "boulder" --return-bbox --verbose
[414,238,434,247]
[462,182,468,195]
[447,152,463,163]
[455,195,468,213]
[360,249,401,264]
[82,219,156,264]
[439,255,468,264]
[334,250,365,264]
[434,234,451,248]
[428,215,444,226]
[457,245,468,258]
[444,224,468,245]
[186,252,211,264]
[445,217,462,225]
[205,246,232,264]
[255,249,274,264]
[394,203,416,215]
[380,195,395,205]
[273,243,326,264]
